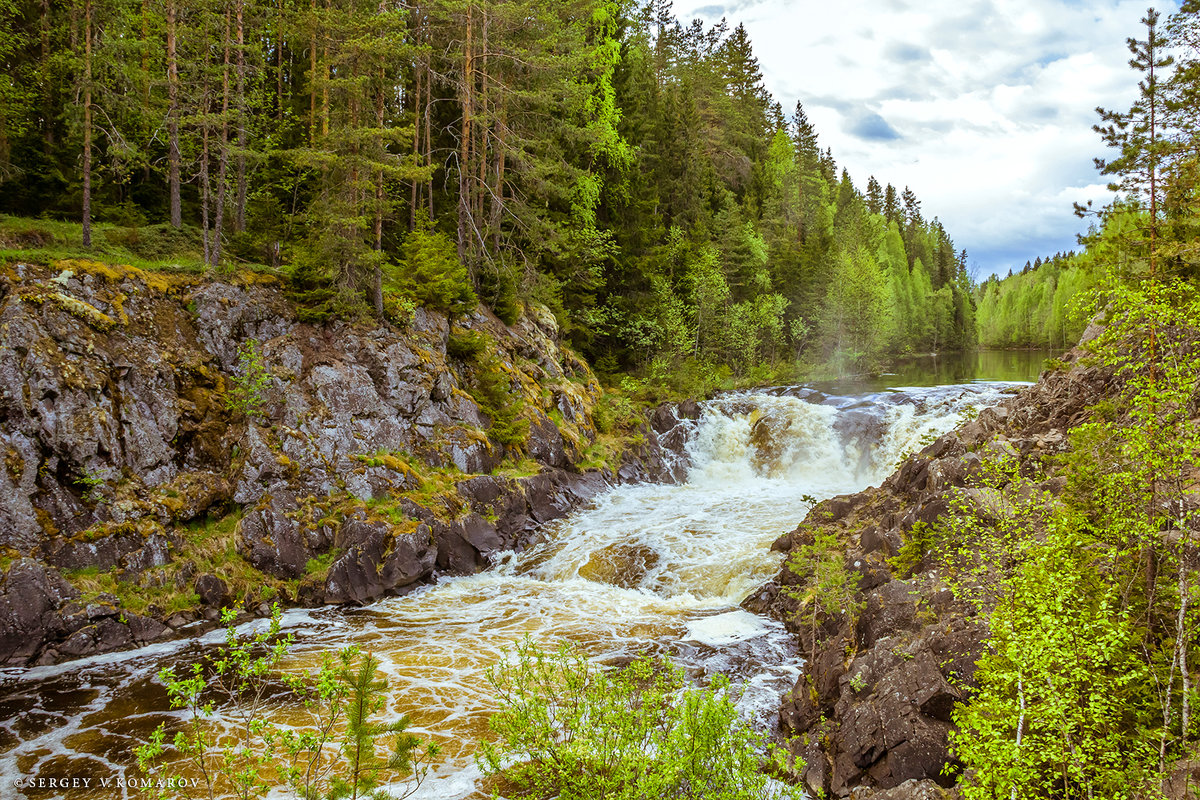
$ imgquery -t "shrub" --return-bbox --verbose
[228,339,271,420]
[477,639,804,800]
[446,329,490,362]
[136,606,438,800]
[391,213,476,318]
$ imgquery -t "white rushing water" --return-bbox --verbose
[0,382,1020,800]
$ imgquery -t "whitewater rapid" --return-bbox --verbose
[0,382,1021,800]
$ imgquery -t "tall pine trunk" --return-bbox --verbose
[234,0,247,232]
[424,55,432,219]
[41,0,53,152]
[166,0,181,228]
[82,0,93,248]
[373,1,386,317]
[457,1,473,263]
[212,4,233,267]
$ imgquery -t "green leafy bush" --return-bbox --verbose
[477,639,804,800]
[446,329,490,362]
[136,606,438,800]
[227,339,272,420]
[783,529,864,662]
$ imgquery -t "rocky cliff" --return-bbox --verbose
[0,259,694,665]
[747,345,1117,798]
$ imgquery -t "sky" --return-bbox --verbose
[671,0,1181,278]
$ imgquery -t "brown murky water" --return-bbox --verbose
[0,383,1022,799]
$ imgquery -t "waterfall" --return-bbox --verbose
[0,381,1021,800]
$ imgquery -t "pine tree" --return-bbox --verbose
[883,182,899,223]
[1091,7,1174,277]
[791,99,819,168]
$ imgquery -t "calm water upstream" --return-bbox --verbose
[0,351,1052,799]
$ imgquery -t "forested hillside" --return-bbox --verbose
[975,251,1093,349]
[0,0,975,378]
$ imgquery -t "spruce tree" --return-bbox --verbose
[865,175,882,214]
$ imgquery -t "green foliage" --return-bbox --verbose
[0,0,979,375]
[783,528,864,662]
[477,639,804,800]
[888,520,935,577]
[392,216,476,318]
[136,606,438,800]
[458,346,528,449]
[446,329,490,362]
[305,550,339,578]
[74,468,106,503]
[950,514,1158,799]
[975,251,1094,350]
[945,280,1200,797]
[227,339,271,420]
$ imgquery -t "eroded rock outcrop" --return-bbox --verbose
[752,348,1115,798]
[0,260,695,665]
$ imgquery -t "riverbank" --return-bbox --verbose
[0,259,697,666]
[754,324,1200,797]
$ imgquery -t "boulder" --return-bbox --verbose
[195,573,229,609]
[237,491,333,579]
[0,559,79,664]
[324,515,437,604]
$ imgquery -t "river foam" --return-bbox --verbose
[0,381,1023,800]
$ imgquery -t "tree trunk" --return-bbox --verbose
[374,9,386,318]
[275,0,284,122]
[141,0,151,182]
[166,0,181,228]
[41,0,53,152]
[201,118,211,264]
[234,0,247,233]
[491,106,505,251]
[425,57,433,219]
[321,0,329,141]
[212,3,232,267]
[309,0,317,141]
[409,6,421,230]
[457,2,474,263]
[82,0,93,248]
[476,6,488,230]
[1180,563,1191,744]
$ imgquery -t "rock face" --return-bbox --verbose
[754,347,1114,798]
[0,261,695,665]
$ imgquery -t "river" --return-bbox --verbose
[0,351,1053,799]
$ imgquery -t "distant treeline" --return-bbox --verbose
[975,252,1095,350]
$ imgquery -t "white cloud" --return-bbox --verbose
[670,0,1179,276]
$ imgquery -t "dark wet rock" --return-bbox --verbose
[324,514,437,604]
[195,573,229,608]
[121,533,175,573]
[125,613,171,644]
[764,349,1116,796]
[0,559,79,664]
[526,417,569,469]
[810,492,869,524]
[433,513,503,575]
[46,529,155,572]
[238,490,334,580]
